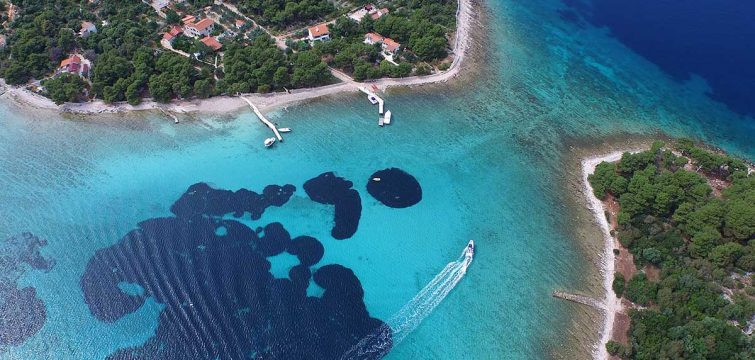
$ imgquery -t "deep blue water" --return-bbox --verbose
[562,0,755,116]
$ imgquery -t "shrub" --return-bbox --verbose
[613,272,626,297]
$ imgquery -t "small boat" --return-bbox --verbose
[264,138,276,147]
[372,177,381,182]
[461,240,474,274]
[383,110,392,125]
[278,127,292,133]
[368,95,379,105]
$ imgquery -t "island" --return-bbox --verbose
[0,0,470,111]
[584,140,754,359]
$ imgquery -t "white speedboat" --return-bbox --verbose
[278,127,291,133]
[383,110,392,125]
[372,177,381,182]
[264,138,276,147]
[461,240,474,274]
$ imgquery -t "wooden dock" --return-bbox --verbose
[241,97,283,142]
[552,290,605,310]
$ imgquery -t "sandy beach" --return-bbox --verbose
[0,0,476,117]
[581,148,645,360]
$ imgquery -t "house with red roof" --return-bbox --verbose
[200,36,222,52]
[184,18,215,38]
[382,37,401,54]
[371,8,389,20]
[308,23,330,42]
[161,26,183,48]
[364,32,384,45]
[363,33,401,55]
[58,54,92,77]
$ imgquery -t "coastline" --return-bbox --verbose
[580,148,645,360]
[0,0,476,117]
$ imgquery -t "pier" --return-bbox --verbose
[552,290,605,310]
[242,97,283,142]
[359,86,385,115]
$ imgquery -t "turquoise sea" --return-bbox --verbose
[1,0,753,359]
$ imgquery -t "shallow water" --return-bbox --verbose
[0,0,753,359]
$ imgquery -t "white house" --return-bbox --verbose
[308,24,330,42]
[184,18,215,38]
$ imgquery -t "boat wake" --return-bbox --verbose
[341,241,474,359]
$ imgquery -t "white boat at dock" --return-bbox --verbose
[278,127,291,133]
[383,111,392,125]
[264,138,276,147]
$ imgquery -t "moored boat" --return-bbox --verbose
[278,127,291,133]
[384,110,392,125]
[264,138,276,147]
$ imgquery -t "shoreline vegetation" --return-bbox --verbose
[0,0,476,116]
[582,141,755,360]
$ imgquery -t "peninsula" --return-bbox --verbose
[583,140,754,359]
[0,0,475,114]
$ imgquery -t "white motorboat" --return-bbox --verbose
[372,177,381,182]
[383,110,392,125]
[278,127,292,133]
[461,240,474,274]
[264,138,276,147]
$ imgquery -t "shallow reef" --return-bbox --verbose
[0,232,54,347]
[304,172,362,240]
[367,168,422,208]
[80,182,388,360]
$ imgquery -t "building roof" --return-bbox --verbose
[365,32,383,43]
[235,19,246,27]
[169,25,183,36]
[81,21,96,30]
[59,55,81,68]
[182,15,196,24]
[308,24,330,37]
[163,26,183,41]
[200,36,222,51]
[383,37,400,52]
[371,8,389,20]
[192,18,215,31]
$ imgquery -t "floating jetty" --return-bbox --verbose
[552,290,605,310]
[241,97,283,142]
[359,86,385,115]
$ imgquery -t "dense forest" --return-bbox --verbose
[0,0,332,104]
[230,0,338,30]
[589,140,755,359]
